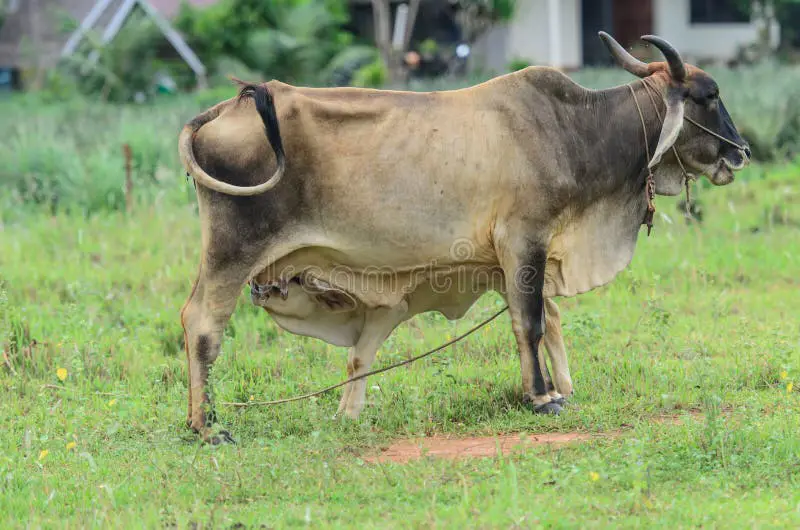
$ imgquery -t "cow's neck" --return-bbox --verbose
[515,69,672,200]
[532,75,671,298]
[579,81,668,201]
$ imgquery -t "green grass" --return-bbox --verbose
[1,150,799,527]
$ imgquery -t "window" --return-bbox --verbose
[690,0,750,23]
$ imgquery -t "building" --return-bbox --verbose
[473,0,779,71]
[0,0,208,88]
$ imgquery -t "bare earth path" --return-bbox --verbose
[366,432,612,463]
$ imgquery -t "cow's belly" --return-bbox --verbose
[251,263,500,347]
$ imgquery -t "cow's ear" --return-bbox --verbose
[649,89,685,168]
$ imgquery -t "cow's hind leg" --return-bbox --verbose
[181,262,249,444]
[337,302,409,419]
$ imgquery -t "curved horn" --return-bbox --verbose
[642,35,686,81]
[598,31,649,78]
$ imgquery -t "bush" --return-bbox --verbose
[176,0,367,87]
[351,59,388,88]
[56,12,191,103]
[507,57,532,72]
[0,95,201,215]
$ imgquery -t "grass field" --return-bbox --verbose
[1,149,798,527]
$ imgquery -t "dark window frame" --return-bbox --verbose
[690,0,751,24]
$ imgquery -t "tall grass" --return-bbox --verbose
[2,64,799,214]
[0,92,231,217]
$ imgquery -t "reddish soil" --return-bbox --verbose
[366,411,711,464]
[365,432,614,464]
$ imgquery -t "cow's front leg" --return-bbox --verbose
[537,338,563,405]
[181,263,247,444]
[337,301,408,419]
[544,298,572,401]
[503,247,562,415]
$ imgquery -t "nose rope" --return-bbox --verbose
[630,77,744,232]
[683,115,748,151]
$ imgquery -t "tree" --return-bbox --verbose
[735,0,800,55]
[371,0,420,85]
[175,0,365,86]
[455,0,515,46]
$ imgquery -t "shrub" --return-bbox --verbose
[56,13,182,102]
[0,95,199,214]
[507,57,532,72]
[176,0,366,87]
[351,59,388,88]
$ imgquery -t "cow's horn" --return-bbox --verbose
[598,31,649,78]
[641,35,686,82]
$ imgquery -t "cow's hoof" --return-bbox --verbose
[533,401,563,415]
[551,396,567,407]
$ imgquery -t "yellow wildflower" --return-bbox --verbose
[66,442,76,451]
[56,368,68,382]
[788,383,794,394]
[589,471,600,482]
[249,395,254,402]
[108,399,117,407]
[38,449,49,461]
[780,371,788,380]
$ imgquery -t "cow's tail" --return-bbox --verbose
[179,81,286,196]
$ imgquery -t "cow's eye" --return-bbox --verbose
[692,90,718,107]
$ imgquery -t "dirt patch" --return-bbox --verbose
[366,411,712,464]
[365,432,614,464]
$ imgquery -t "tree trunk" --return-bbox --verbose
[371,0,420,87]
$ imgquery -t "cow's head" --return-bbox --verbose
[599,32,750,195]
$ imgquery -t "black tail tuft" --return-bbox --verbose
[234,79,286,173]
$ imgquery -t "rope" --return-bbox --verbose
[641,78,695,217]
[684,115,748,150]
[220,305,509,407]
[639,78,748,219]
[628,84,657,235]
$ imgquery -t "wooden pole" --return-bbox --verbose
[123,144,133,213]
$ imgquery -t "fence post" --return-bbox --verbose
[123,144,133,213]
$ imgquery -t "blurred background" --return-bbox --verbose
[0,0,799,213]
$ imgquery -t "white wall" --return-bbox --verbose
[653,0,778,63]
[472,0,582,72]
[470,0,776,72]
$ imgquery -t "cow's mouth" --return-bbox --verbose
[708,149,748,186]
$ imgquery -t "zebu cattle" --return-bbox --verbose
[179,33,749,443]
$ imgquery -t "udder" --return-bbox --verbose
[250,273,365,347]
